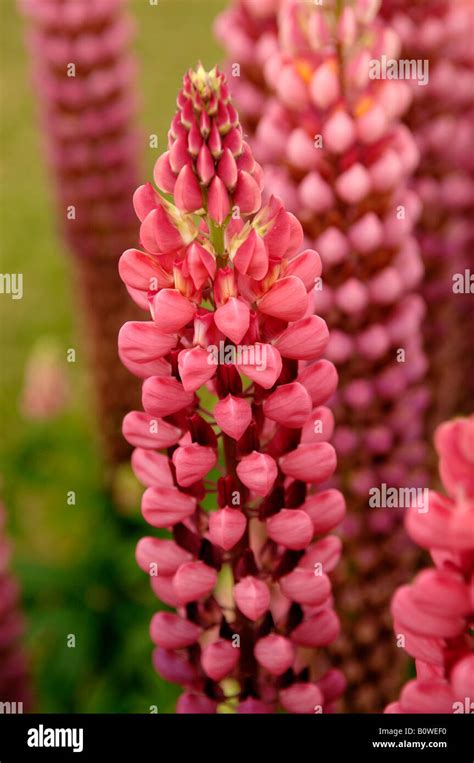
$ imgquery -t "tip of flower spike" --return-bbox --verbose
[183,64,230,114]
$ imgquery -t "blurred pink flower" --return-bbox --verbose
[19,0,142,464]
[386,414,474,714]
[217,0,429,710]
[0,504,31,710]
[381,0,474,426]
[20,339,70,420]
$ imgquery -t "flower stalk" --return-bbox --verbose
[119,65,346,713]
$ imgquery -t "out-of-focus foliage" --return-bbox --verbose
[0,0,226,713]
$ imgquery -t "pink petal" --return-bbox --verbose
[150,289,196,332]
[208,507,247,551]
[176,693,217,714]
[290,610,340,647]
[172,443,217,487]
[201,640,239,681]
[262,382,312,428]
[217,147,238,190]
[266,509,314,550]
[398,680,455,714]
[236,451,278,496]
[119,248,172,291]
[274,316,329,360]
[297,360,339,406]
[254,634,295,676]
[186,241,216,289]
[150,612,201,649]
[213,395,252,441]
[302,489,346,534]
[196,143,215,185]
[258,276,308,322]
[285,249,322,290]
[173,561,217,604]
[335,163,371,203]
[279,568,331,605]
[214,297,250,344]
[391,586,465,639]
[118,322,175,379]
[300,405,335,444]
[234,576,270,621]
[133,182,159,222]
[153,152,177,194]
[122,411,181,449]
[300,536,342,573]
[174,164,203,213]
[323,110,355,154]
[208,175,230,225]
[131,448,173,488]
[236,343,282,389]
[142,376,194,417]
[178,346,216,392]
[153,647,197,684]
[309,62,340,109]
[280,683,323,714]
[136,537,191,576]
[233,170,261,214]
[142,485,197,527]
[279,443,337,483]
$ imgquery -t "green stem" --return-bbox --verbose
[209,217,225,256]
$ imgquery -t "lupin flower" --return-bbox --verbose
[386,415,474,714]
[19,0,141,464]
[21,338,70,420]
[0,504,31,710]
[120,64,346,713]
[217,0,428,711]
[381,0,474,426]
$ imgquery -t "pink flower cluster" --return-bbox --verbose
[381,0,474,425]
[119,65,346,713]
[218,0,429,497]
[386,414,474,714]
[20,0,139,257]
[214,0,280,129]
[20,0,142,463]
[217,0,429,710]
[0,505,30,709]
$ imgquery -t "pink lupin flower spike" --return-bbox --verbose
[120,64,346,714]
[381,0,474,426]
[386,414,474,715]
[217,0,429,711]
[0,504,31,711]
[19,0,142,465]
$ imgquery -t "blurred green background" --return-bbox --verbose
[0,0,227,713]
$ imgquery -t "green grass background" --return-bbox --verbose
[0,0,228,713]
